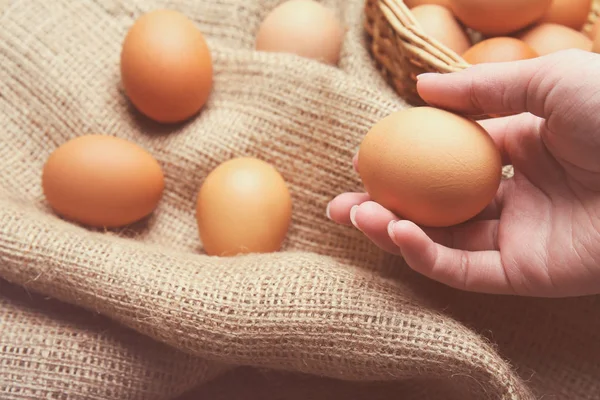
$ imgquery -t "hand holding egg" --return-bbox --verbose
[328,51,600,297]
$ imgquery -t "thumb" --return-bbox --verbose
[415,50,582,118]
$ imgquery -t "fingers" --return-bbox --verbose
[326,192,370,225]
[477,113,542,166]
[389,220,515,295]
[476,112,567,193]
[347,202,501,254]
[422,220,499,251]
[416,51,570,118]
[471,194,503,221]
[501,118,567,192]
[330,191,502,253]
[350,201,402,255]
[348,205,501,252]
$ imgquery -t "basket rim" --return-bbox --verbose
[376,0,470,73]
[371,0,600,74]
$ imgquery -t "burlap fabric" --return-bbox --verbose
[1,1,599,399]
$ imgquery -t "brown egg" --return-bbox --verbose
[451,0,552,36]
[405,0,452,7]
[411,5,471,55]
[540,0,592,31]
[42,135,165,228]
[121,10,213,124]
[255,0,345,65]
[196,157,292,257]
[518,23,593,56]
[463,37,538,64]
[357,107,502,228]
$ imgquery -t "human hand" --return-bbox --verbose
[327,49,600,298]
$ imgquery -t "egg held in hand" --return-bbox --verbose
[42,135,165,228]
[357,107,503,228]
[195,157,293,257]
[120,9,213,124]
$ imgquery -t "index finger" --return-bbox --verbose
[415,51,567,118]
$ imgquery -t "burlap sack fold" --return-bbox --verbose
[1,1,599,399]
[0,279,229,399]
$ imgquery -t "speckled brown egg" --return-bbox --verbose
[357,107,502,228]
[42,135,165,228]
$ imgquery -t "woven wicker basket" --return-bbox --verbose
[365,0,600,105]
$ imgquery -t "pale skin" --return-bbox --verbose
[327,49,600,298]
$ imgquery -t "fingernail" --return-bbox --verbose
[350,205,360,230]
[387,220,398,245]
[416,72,437,81]
[325,202,332,220]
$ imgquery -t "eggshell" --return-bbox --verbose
[405,0,452,7]
[255,0,345,65]
[121,10,213,123]
[357,107,502,228]
[42,135,165,228]
[411,5,471,55]
[518,23,593,56]
[196,157,292,257]
[539,0,592,31]
[463,37,538,64]
[451,0,552,36]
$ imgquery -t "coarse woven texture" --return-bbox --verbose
[0,1,599,400]
[0,279,228,399]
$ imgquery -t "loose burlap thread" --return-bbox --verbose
[1,1,599,399]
